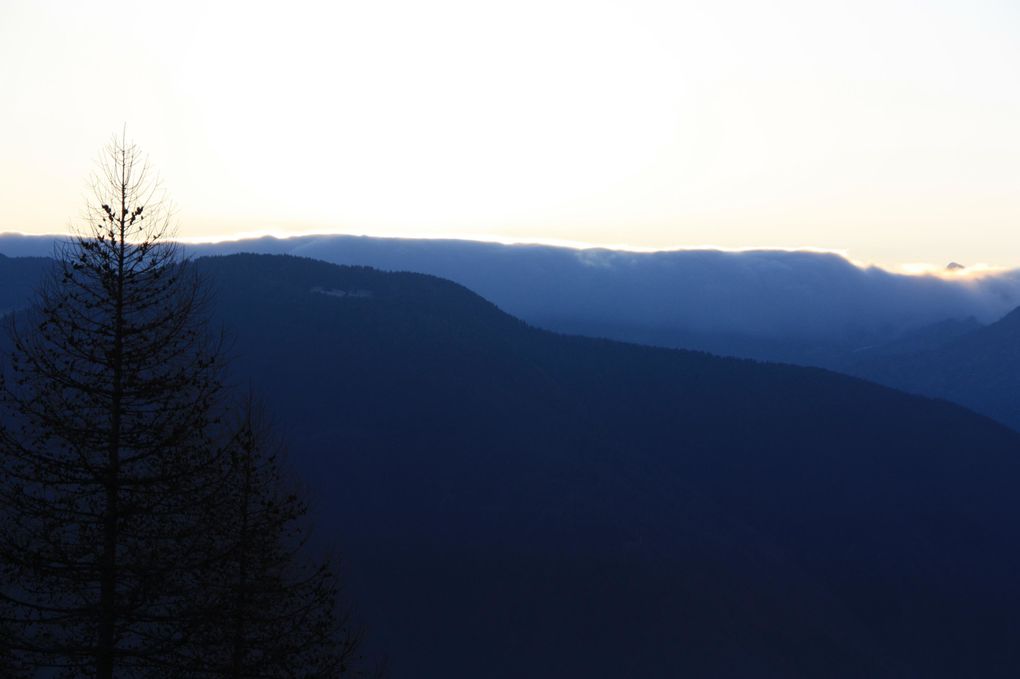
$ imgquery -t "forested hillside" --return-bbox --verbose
[4,251,1020,676]
[201,254,1020,678]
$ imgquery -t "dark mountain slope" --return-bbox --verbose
[0,253,49,316]
[849,306,1020,429]
[188,254,1020,678]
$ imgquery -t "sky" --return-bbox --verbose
[1,0,1018,270]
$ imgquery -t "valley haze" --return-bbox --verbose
[4,232,1020,361]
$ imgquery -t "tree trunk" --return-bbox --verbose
[97,194,128,679]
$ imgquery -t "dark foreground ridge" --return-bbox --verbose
[4,252,1020,677]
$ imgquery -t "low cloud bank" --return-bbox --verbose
[5,233,1020,343]
[208,235,1020,343]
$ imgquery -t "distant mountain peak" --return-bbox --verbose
[946,261,966,271]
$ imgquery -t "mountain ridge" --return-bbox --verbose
[5,232,1020,364]
[4,251,1020,676]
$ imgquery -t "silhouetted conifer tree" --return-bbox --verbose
[0,135,228,678]
[0,134,372,679]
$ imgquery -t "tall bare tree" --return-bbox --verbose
[0,134,228,678]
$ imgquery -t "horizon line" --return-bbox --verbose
[0,229,1008,279]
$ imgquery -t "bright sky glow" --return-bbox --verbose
[1,0,1018,268]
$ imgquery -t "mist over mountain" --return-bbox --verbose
[5,233,1020,364]
[7,241,1020,432]
[0,234,61,258]
[847,307,1020,430]
[191,234,1020,352]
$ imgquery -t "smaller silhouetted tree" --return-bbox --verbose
[165,399,366,679]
